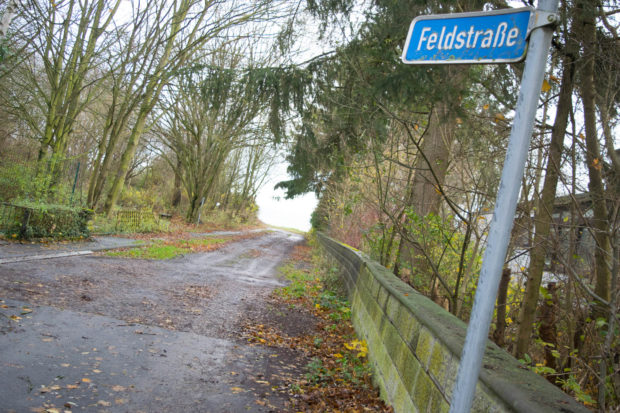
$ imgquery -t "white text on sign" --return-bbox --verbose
[402,8,532,64]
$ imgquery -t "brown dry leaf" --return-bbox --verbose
[230,387,244,394]
[115,398,127,405]
[111,385,126,392]
[92,369,102,374]
[81,378,91,383]
[264,243,393,413]
[541,79,551,93]
[10,315,21,321]
[49,385,61,391]
[66,384,79,389]
[97,400,111,407]
[42,338,54,342]
[60,363,70,367]
[40,387,51,393]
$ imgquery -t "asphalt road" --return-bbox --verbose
[0,230,307,413]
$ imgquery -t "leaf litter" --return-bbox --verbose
[240,243,392,412]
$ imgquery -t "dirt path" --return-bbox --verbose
[0,230,314,412]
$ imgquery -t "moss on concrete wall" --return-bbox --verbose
[318,233,589,413]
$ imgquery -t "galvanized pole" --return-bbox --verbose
[448,1,559,412]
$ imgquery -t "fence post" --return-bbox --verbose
[70,161,80,204]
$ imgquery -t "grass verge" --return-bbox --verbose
[104,237,230,259]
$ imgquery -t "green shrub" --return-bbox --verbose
[1,202,92,240]
[0,162,36,202]
[119,186,166,212]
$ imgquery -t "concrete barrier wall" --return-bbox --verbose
[317,232,589,413]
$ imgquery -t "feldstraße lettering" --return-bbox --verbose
[402,7,532,64]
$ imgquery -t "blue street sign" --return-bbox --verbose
[402,7,533,64]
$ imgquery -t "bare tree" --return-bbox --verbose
[153,41,271,222]
[102,0,278,216]
[5,0,122,191]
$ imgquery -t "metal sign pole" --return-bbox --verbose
[448,0,559,412]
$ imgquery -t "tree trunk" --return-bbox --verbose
[171,157,182,208]
[103,110,150,217]
[87,115,114,208]
[538,282,559,379]
[578,1,611,312]
[186,194,199,223]
[493,268,511,348]
[102,1,193,217]
[396,99,455,279]
[514,24,577,358]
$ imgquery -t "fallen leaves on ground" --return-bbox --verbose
[240,244,392,413]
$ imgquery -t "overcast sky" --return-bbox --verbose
[255,158,318,232]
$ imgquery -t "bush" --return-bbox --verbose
[0,161,36,202]
[1,202,93,240]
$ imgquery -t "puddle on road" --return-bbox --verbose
[236,276,285,287]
